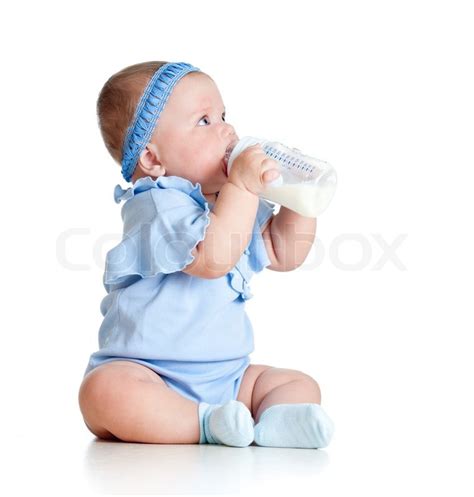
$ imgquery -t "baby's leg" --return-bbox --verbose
[251,368,322,423]
[249,367,334,448]
[78,361,200,444]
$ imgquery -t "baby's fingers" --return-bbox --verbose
[262,165,281,184]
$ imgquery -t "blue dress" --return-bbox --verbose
[84,175,276,405]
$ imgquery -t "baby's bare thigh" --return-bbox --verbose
[236,364,273,413]
[78,360,166,439]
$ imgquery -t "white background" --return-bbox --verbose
[1,0,473,495]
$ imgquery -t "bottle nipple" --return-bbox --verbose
[223,141,237,169]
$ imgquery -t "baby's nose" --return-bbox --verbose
[223,123,237,139]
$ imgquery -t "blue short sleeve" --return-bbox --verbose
[246,198,277,273]
[256,197,276,228]
[103,176,211,292]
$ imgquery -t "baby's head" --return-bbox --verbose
[97,61,239,195]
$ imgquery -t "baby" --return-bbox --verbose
[78,61,334,449]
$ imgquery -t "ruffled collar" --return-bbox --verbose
[113,175,210,209]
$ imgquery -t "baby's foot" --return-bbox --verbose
[254,403,334,449]
[199,400,254,447]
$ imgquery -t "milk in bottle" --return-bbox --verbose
[224,136,337,217]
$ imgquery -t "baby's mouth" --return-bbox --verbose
[222,158,228,176]
[223,146,233,169]
[223,138,239,174]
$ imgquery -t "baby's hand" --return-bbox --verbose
[227,144,281,196]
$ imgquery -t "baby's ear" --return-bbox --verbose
[153,165,167,178]
[138,144,166,178]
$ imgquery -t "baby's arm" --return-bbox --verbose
[183,181,259,278]
[261,208,317,272]
[184,144,280,279]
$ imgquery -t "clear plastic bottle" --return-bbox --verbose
[224,136,337,217]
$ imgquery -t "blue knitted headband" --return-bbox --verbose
[121,61,201,182]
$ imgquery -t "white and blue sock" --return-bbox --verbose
[198,400,255,447]
[254,403,335,449]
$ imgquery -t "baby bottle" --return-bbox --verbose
[224,136,337,218]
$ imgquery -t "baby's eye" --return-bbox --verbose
[197,114,226,126]
[197,115,210,126]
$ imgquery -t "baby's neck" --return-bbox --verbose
[203,192,219,204]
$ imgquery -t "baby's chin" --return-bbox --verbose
[198,176,228,194]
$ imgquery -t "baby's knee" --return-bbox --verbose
[299,371,321,387]
[270,367,320,387]
[288,369,322,398]
[78,362,166,425]
[78,368,119,439]
[80,363,136,412]
[302,374,322,403]
[79,367,117,417]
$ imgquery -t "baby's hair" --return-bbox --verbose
[96,61,169,165]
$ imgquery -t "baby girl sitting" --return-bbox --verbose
[78,61,334,449]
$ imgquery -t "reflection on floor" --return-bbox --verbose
[84,438,330,494]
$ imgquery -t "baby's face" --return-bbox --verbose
[150,72,238,193]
